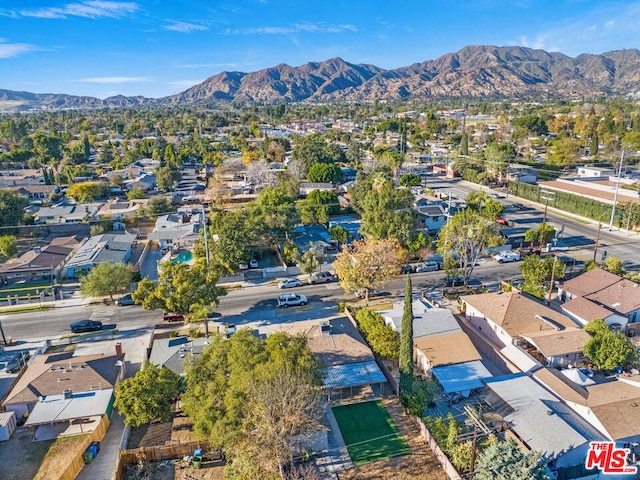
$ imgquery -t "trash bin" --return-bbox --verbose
[192,456,202,469]
[194,448,203,457]
[83,451,94,464]
[87,442,99,458]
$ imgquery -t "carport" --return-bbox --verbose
[324,361,387,403]
[431,360,492,398]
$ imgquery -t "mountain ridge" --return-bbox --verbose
[2,45,640,110]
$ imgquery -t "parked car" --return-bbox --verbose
[495,217,511,226]
[3,351,30,373]
[415,261,440,273]
[309,271,335,284]
[238,262,249,270]
[511,203,526,210]
[278,278,303,289]
[399,264,414,274]
[490,192,506,199]
[162,313,185,322]
[249,258,259,269]
[70,320,103,334]
[493,251,521,263]
[277,293,308,308]
[519,246,541,257]
[354,289,379,299]
[115,294,135,306]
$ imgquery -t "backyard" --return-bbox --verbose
[332,400,411,466]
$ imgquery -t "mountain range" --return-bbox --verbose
[3,45,640,111]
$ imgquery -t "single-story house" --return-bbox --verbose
[416,205,447,233]
[95,199,148,220]
[576,166,615,178]
[380,300,460,340]
[147,213,201,250]
[10,184,56,203]
[123,172,156,192]
[518,328,590,368]
[65,231,136,277]
[328,215,362,241]
[507,164,538,184]
[2,351,124,419]
[485,372,606,479]
[148,335,210,376]
[306,319,387,403]
[292,224,336,254]
[0,244,77,282]
[34,203,101,224]
[299,182,334,197]
[461,291,580,349]
[414,332,482,373]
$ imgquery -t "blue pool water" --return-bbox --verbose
[172,251,193,264]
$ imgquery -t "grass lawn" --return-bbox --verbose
[0,281,56,300]
[332,400,411,466]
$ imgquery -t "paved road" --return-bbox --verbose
[421,176,640,268]
[0,261,523,342]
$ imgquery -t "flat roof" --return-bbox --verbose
[431,360,492,394]
[24,388,113,426]
[324,361,386,391]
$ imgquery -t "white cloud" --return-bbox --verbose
[226,22,358,35]
[81,76,150,84]
[0,41,36,58]
[164,21,208,33]
[21,1,138,20]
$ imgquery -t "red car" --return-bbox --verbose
[162,313,185,322]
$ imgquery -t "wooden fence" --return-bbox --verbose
[119,440,208,464]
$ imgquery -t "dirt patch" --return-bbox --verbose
[337,399,448,480]
[0,430,54,480]
[34,434,91,480]
[122,457,225,480]
[127,405,199,449]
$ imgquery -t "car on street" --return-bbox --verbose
[415,261,440,273]
[238,262,249,270]
[493,251,521,263]
[511,203,526,210]
[115,294,135,306]
[354,289,379,299]
[308,271,335,284]
[490,192,506,199]
[249,258,259,269]
[399,264,414,274]
[444,276,465,287]
[162,313,185,322]
[278,278,303,289]
[277,293,308,308]
[70,320,103,334]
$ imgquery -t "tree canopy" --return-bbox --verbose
[332,238,403,301]
[0,235,17,259]
[520,255,566,299]
[0,190,29,229]
[114,362,181,427]
[399,275,414,407]
[583,318,636,370]
[79,262,134,301]
[475,438,548,480]
[355,308,400,360]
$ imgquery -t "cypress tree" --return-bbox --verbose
[590,132,599,156]
[399,274,414,406]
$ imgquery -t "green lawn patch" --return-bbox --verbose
[0,304,53,314]
[332,400,411,465]
[0,281,56,300]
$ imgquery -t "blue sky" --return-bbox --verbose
[1,0,640,99]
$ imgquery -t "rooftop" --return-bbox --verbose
[380,300,460,339]
[521,328,591,357]
[560,267,623,299]
[24,388,113,426]
[414,331,482,367]
[305,318,374,367]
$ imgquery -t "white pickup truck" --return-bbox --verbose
[493,251,521,263]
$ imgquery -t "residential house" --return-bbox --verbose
[328,215,361,241]
[461,291,580,372]
[292,224,336,254]
[518,328,590,368]
[0,239,82,281]
[148,335,209,376]
[485,372,607,479]
[416,205,447,233]
[576,166,615,178]
[2,351,124,419]
[298,182,334,197]
[10,184,56,204]
[34,203,101,224]
[147,212,201,251]
[123,172,156,192]
[65,231,136,277]
[306,318,387,403]
[95,199,148,220]
[0,169,45,188]
[534,367,640,473]
[558,268,640,331]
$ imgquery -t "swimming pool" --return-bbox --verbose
[172,251,193,264]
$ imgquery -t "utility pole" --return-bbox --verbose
[609,150,625,231]
[547,255,558,306]
[0,318,7,346]
[593,222,602,263]
[201,210,210,338]
[539,189,555,249]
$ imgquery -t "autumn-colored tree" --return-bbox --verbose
[332,238,403,301]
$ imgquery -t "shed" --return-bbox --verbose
[0,411,17,441]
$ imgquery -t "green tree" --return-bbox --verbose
[603,255,624,275]
[583,318,636,370]
[0,190,29,229]
[399,173,421,187]
[332,238,403,302]
[114,362,181,427]
[297,189,339,225]
[466,190,490,211]
[520,255,566,300]
[482,199,504,220]
[460,131,469,156]
[207,208,254,272]
[399,275,414,408]
[145,196,172,216]
[126,188,145,200]
[156,166,178,192]
[133,261,226,318]
[437,210,504,286]
[407,232,431,259]
[296,247,325,275]
[328,225,349,244]
[475,438,549,480]
[355,308,400,360]
[66,181,109,202]
[79,262,134,301]
[0,235,17,258]
[307,163,342,184]
[590,131,599,156]
[524,224,556,244]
